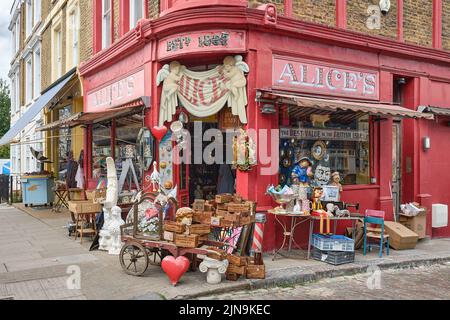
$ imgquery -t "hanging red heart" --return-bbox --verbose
[161,256,190,286]
[151,126,169,142]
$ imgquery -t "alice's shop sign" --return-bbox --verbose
[273,57,379,100]
[158,30,246,59]
[86,69,145,112]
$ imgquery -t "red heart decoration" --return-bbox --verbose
[151,126,169,142]
[161,256,190,286]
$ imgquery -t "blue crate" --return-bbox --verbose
[312,234,354,252]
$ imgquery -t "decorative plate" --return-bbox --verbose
[311,140,327,161]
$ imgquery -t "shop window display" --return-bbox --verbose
[92,121,112,180]
[280,113,370,187]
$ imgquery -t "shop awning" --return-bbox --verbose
[36,97,150,131]
[418,105,450,117]
[258,91,434,120]
[0,69,77,146]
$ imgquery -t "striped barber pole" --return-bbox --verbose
[251,213,267,253]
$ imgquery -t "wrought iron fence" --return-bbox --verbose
[0,175,22,204]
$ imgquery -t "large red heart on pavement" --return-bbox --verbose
[151,126,168,142]
[161,256,190,286]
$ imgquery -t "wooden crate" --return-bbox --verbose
[193,211,213,224]
[219,219,236,228]
[215,194,233,203]
[239,215,255,226]
[189,224,211,235]
[233,194,243,203]
[175,234,199,248]
[68,200,102,214]
[85,189,106,203]
[216,209,229,217]
[224,213,241,224]
[227,254,247,267]
[207,247,227,261]
[210,216,221,227]
[217,203,229,210]
[226,273,241,281]
[227,264,247,275]
[164,221,185,234]
[246,264,265,279]
[204,204,215,211]
[227,203,250,213]
[193,199,205,211]
[199,234,209,242]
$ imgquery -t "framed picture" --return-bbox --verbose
[322,186,340,202]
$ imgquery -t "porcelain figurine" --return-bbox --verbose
[330,171,343,192]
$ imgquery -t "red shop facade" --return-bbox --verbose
[79,1,450,252]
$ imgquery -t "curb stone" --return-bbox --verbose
[175,255,450,300]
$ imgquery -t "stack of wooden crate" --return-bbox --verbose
[192,193,256,228]
[225,253,266,281]
[163,220,211,248]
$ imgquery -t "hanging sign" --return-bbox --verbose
[156,55,249,126]
[158,30,246,60]
[86,69,145,112]
[280,127,369,141]
[273,57,379,100]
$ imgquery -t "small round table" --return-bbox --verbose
[268,210,311,261]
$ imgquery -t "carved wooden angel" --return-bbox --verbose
[219,55,249,124]
[157,61,185,126]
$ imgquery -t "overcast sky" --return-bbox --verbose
[0,0,14,83]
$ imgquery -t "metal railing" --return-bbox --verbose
[0,175,22,204]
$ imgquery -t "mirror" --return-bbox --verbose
[136,128,154,172]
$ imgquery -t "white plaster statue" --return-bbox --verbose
[157,62,184,127]
[107,206,125,255]
[99,157,119,252]
[150,162,161,192]
[199,257,229,285]
[218,55,249,124]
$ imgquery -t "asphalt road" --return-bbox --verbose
[200,263,450,300]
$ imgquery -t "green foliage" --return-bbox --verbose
[0,79,11,159]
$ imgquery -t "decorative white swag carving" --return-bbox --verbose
[157,55,249,126]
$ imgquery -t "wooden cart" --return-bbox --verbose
[119,192,229,276]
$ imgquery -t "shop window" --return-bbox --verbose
[114,114,144,189]
[279,111,371,186]
[58,106,73,178]
[92,121,112,179]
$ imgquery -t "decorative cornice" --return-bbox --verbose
[80,6,450,77]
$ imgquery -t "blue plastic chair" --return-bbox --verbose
[363,209,390,258]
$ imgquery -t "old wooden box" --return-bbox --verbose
[246,263,265,279]
[85,189,106,203]
[207,247,227,261]
[227,203,250,213]
[193,199,206,212]
[68,200,102,214]
[163,231,175,242]
[189,223,211,235]
[227,264,247,275]
[175,234,199,248]
[384,221,419,250]
[164,221,185,234]
[227,254,247,267]
[215,194,233,203]
[226,273,241,281]
[193,211,213,224]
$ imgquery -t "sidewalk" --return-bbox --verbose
[2,203,450,300]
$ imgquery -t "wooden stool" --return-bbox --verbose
[74,211,98,244]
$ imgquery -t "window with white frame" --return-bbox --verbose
[26,0,32,37]
[102,0,112,49]
[54,27,62,78]
[34,0,41,26]
[15,71,20,111]
[11,78,16,113]
[25,57,33,104]
[15,18,20,54]
[69,7,79,67]
[11,26,16,57]
[34,48,41,98]
[130,0,144,29]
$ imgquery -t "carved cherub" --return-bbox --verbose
[157,61,185,126]
[218,56,249,124]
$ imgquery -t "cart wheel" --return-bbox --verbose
[119,242,149,276]
[148,248,162,266]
